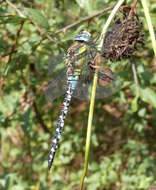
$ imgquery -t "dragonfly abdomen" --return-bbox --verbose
[48,80,74,170]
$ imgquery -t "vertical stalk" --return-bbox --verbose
[79,0,125,189]
[141,0,156,56]
[79,71,98,190]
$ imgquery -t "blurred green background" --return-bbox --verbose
[0,0,156,189]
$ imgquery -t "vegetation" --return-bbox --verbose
[0,0,156,189]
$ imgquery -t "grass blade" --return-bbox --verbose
[141,0,156,56]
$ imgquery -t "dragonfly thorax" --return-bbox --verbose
[66,42,89,77]
[65,31,93,90]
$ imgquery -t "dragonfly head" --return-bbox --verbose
[75,31,91,43]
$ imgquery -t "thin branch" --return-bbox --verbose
[0,0,4,4]
[98,0,125,50]
[33,101,50,134]
[19,66,50,134]
[6,21,24,64]
[130,58,139,90]
[0,50,17,58]
[5,1,113,45]
[141,0,156,56]
[55,6,113,34]
[5,0,57,43]
[5,0,25,17]
[131,0,138,9]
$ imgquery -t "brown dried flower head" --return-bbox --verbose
[102,6,143,60]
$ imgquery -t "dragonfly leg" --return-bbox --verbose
[89,63,100,70]
[88,63,114,82]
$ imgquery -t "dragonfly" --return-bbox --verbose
[45,31,122,170]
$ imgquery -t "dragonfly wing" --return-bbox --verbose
[94,67,122,99]
[95,74,122,99]
[45,70,67,102]
[72,62,90,100]
[48,53,66,76]
[73,66,122,100]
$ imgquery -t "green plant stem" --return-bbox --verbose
[141,0,156,56]
[98,0,125,50]
[79,0,125,189]
[79,72,98,190]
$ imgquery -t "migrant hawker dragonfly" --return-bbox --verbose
[45,31,122,170]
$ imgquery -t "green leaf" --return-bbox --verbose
[0,92,19,116]
[3,15,25,25]
[24,8,49,29]
[140,87,156,108]
[131,96,139,112]
[21,108,32,138]
[138,108,146,117]
[0,37,8,52]
[75,0,95,14]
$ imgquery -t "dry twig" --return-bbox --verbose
[7,21,24,64]
[55,6,113,34]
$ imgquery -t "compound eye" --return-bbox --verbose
[75,31,91,42]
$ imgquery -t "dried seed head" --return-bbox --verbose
[102,6,143,60]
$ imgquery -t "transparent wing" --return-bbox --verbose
[45,70,67,102]
[45,53,67,102]
[46,53,122,101]
[72,65,122,100]
[48,53,66,76]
